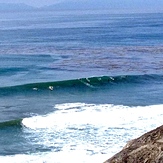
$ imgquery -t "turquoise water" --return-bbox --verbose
[0,11,163,162]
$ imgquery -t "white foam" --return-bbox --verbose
[20,103,163,162]
[22,103,163,132]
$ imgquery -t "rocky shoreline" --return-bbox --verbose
[104,125,163,163]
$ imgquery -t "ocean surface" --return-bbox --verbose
[0,10,163,162]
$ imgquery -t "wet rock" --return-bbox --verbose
[104,125,163,163]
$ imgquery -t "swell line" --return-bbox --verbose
[0,74,162,94]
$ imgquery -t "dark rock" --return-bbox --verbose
[104,125,163,163]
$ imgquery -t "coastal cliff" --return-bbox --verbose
[104,125,163,163]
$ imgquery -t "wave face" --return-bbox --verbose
[0,119,22,128]
[1,74,163,93]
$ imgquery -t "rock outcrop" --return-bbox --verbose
[104,125,163,163]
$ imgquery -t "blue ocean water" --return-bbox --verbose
[0,10,163,162]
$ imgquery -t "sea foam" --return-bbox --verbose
[17,103,163,162]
